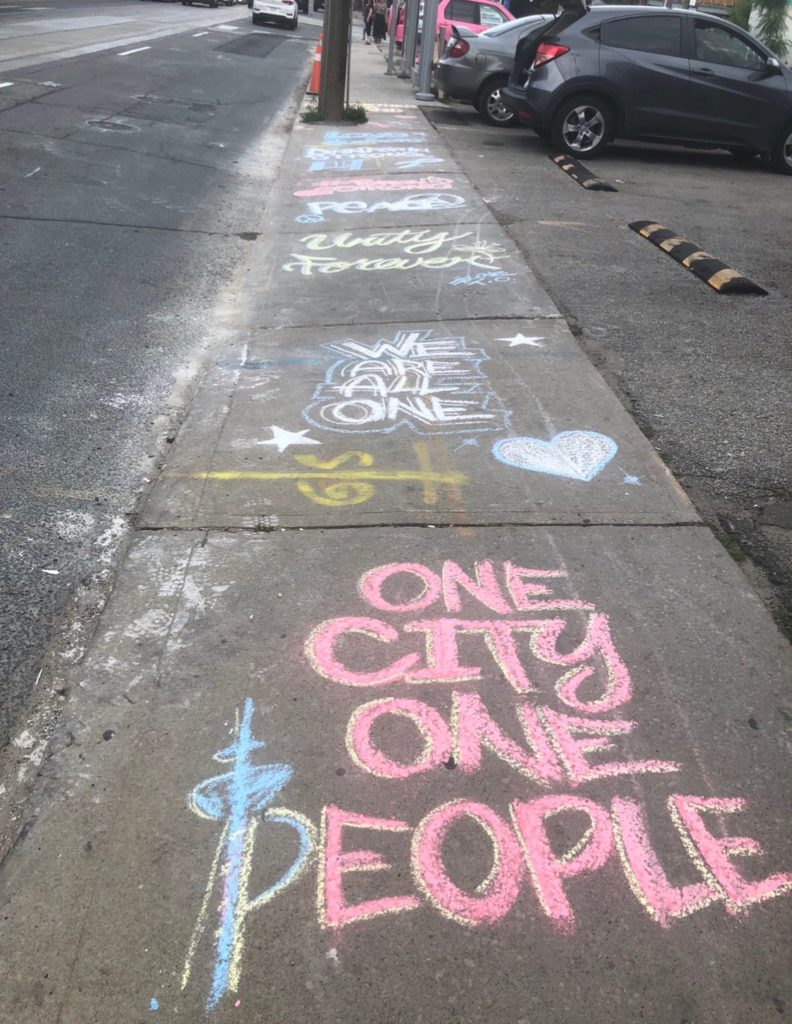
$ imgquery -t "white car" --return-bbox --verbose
[252,0,298,29]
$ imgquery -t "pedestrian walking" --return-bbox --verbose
[362,0,374,43]
[372,0,387,45]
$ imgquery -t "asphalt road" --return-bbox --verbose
[423,104,792,636]
[0,0,320,749]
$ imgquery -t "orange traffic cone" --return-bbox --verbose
[307,34,323,96]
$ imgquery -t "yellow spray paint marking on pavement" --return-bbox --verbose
[171,444,467,508]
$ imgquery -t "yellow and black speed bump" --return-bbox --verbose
[550,153,617,192]
[629,221,767,295]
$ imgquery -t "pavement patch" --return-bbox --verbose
[629,221,768,295]
[550,154,617,192]
[219,34,287,58]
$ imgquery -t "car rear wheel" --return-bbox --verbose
[288,11,297,27]
[477,79,516,128]
[252,12,263,21]
[770,122,792,175]
[551,94,612,159]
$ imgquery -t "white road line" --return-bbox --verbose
[211,24,241,31]
[117,46,151,57]
[192,31,209,36]
[25,167,41,178]
[0,82,14,90]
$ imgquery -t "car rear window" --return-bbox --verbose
[446,0,480,22]
[479,4,508,28]
[601,15,682,58]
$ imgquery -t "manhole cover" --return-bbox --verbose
[86,119,139,132]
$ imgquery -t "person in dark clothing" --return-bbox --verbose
[363,0,374,42]
[372,0,387,45]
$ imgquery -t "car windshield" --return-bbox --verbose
[481,14,546,36]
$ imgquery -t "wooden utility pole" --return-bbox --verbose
[319,0,352,120]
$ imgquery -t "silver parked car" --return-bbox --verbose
[436,14,554,126]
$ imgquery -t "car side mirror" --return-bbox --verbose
[766,56,782,74]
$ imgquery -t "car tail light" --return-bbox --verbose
[533,42,569,67]
[446,37,469,58]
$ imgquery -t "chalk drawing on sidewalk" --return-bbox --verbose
[294,175,456,197]
[322,129,429,146]
[171,443,467,509]
[497,333,545,348]
[450,270,517,287]
[181,699,316,1013]
[282,229,509,277]
[259,425,322,453]
[493,431,618,482]
[305,559,792,932]
[295,193,467,224]
[302,146,447,173]
[302,329,509,436]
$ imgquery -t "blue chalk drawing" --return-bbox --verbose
[449,270,518,287]
[149,998,159,1012]
[181,699,316,1013]
[492,431,618,482]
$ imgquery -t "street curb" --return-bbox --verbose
[629,220,768,295]
[550,153,617,192]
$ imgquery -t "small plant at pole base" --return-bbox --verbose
[300,102,322,123]
[301,102,367,123]
[342,104,368,123]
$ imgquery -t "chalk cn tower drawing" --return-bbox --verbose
[181,699,316,1012]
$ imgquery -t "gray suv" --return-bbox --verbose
[501,6,792,173]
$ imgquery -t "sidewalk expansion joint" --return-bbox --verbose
[137,520,705,535]
[255,313,565,331]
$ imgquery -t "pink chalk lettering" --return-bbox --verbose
[306,616,419,686]
[511,795,613,932]
[505,564,566,607]
[359,562,442,613]
[321,806,420,928]
[412,800,524,925]
[404,619,482,684]
[670,795,792,913]
[538,707,680,785]
[529,613,633,713]
[453,691,563,784]
[471,620,537,693]
[405,619,537,692]
[441,560,512,615]
[346,698,452,779]
[504,563,592,611]
[611,796,719,926]
[294,176,455,198]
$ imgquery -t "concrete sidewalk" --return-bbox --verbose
[1,37,790,1024]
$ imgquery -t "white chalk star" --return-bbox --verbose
[623,475,641,485]
[260,426,321,454]
[498,333,545,348]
